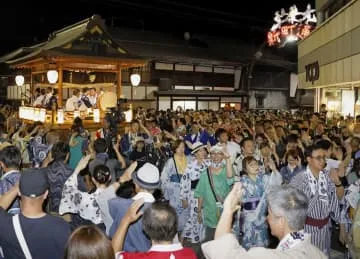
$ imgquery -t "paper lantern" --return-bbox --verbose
[93,109,100,123]
[19,107,25,119]
[39,109,46,122]
[15,75,24,86]
[124,109,133,123]
[34,108,40,121]
[57,109,64,124]
[130,73,141,87]
[47,70,58,84]
[74,110,80,119]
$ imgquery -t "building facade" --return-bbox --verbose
[1,15,295,111]
[298,0,360,117]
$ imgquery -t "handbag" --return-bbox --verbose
[206,168,224,219]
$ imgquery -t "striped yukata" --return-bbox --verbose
[290,166,340,257]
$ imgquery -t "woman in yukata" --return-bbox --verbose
[180,142,209,244]
[239,156,282,250]
[161,139,191,237]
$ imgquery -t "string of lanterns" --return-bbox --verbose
[15,69,141,87]
[15,70,59,86]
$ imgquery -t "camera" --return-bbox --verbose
[105,98,129,125]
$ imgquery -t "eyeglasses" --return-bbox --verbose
[311,156,326,161]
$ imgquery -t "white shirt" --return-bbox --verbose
[132,192,155,203]
[33,95,45,107]
[88,94,97,106]
[65,95,80,111]
[44,93,53,105]
[96,185,117,235]
[225,141,241,164]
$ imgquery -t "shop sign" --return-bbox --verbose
[267,4,317,47]
[305,61,319,84]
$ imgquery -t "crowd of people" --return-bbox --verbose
[0,104,359,258]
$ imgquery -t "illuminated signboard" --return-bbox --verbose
[267,4,317,47]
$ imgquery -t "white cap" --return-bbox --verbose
[191,142,207,154]
[210,144,225,154]
[132,163,160,190]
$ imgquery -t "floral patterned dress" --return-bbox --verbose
[240,173,270,250]
[180,158,209,243]
[161,156,191,232]
[59,173,103,224]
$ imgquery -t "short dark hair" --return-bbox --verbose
[178,118,186,125]
[93,138,107,153]
[315,139,332,150]
[240,137,253,148]
[215,128,227,140]
[259,142,270,150]
[242,156,257,175]
[51,142,69,161]
[142,202,178,242]
[285,149,300,161]
[0,146,21,169]
[286,134,299,144]
[305,143,323,158]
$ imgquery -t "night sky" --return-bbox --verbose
[0,0,315,58]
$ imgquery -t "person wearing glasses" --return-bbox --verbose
[290,143,344,257]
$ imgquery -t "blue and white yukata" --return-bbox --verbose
[180,158,210,243]
[240,173,270,249]
[239,171,282,250]
[161,157,191,232]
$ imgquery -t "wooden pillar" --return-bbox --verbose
[30,69,33,105]
[58,64,63,107]
[117,64,122,98]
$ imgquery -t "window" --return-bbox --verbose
[174,85,193,90]
[256,97,264,108]
[172,100,196,111]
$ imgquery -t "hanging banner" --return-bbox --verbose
[267,4,317,47]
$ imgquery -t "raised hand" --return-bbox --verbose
[75,154,92,173]
[223,182,242,213]
[119,161,138,183]
[124,198,145,224]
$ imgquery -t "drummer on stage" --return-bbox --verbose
[80,87,92,109]
[65,89,81,111]
[88,87,97,107]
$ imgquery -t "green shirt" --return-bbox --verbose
[194,166,233,228]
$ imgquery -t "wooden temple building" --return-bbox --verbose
[0,15,146,128]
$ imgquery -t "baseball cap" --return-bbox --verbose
[20,168,49,198]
